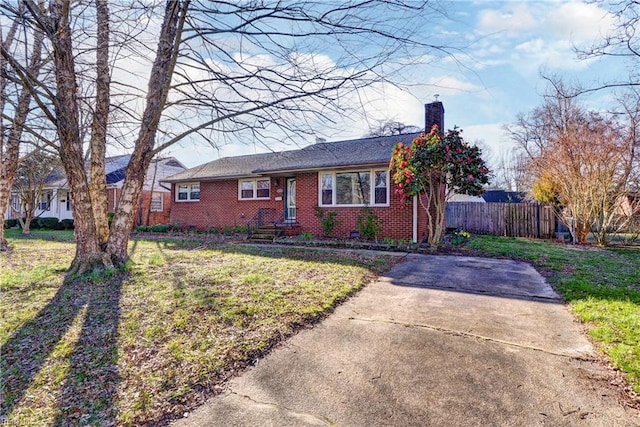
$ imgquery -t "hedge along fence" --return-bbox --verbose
[445,202,555,238]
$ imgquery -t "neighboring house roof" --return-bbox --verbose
[43,154,186,190]
[44,167,67,186]
[448,194,486,203]
[482,190,527,203]
[164,132,421,183]
[105,154,131,184]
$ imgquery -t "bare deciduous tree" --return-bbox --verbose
[490,148,528,192]
[508,81,638,245]
[366,120,422,137]
[0,1,45,251]
[1,0,461,273]
[11,150,61,234]
[575,0,640,94]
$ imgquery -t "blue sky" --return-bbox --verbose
[166,1,626,168]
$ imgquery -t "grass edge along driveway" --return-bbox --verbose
[1,235,401,426]
[469,235,640,401]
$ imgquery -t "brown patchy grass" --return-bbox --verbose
[1,235,400,426]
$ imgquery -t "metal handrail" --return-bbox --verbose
[247,208,276,233]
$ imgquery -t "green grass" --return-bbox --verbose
[3,227,76,242]
[0,234,399,425]
[468,235,640,394]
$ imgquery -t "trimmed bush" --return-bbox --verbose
[38,217,60,229]
[150,224,170,233]
[4,219,18,229]
[60,219,74,230]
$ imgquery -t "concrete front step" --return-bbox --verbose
[249,223,301,241]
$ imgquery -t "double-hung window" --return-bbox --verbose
[39,192,52,211]
[176,183,200,201]
[150,192,164,212]
[374,171,388,204]
[239,178,270,200]
[319,169,389,207]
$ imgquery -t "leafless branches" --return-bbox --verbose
[507,79,638,245]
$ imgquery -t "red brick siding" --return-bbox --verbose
[107,188,121,213]
[170,179,284,230]
[136,191,172,226]
[294,172,415,241]
[170,172,428,241]
[108,187,173,226]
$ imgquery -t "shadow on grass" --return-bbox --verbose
[1,274,125,425]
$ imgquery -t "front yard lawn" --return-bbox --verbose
[468,235,640,397]
[1,235,400,425]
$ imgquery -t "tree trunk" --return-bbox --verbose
[20,198,34,235]
[107,0,187,264]
[88,0,111,247]
[0,180,13,248]
[50,0,111,275]
[576,221,590,244]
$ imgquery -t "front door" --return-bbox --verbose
[285,178,296,222]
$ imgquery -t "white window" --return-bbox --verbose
[318,170,389,207]
[39,192,52,211]
[239,178,270,200]
[374,171,388,204]
[150,192,163,212]
[176,182,200,202]
[321,174,333,205]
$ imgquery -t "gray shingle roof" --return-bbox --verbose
[164,132,420,182]
[162,152,278,182]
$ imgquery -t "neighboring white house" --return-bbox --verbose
[5,155,186,226]
[448,193,486,203]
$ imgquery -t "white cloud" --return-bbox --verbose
[544,2,614,42]
[460,123,514,159]
[470,1,613,74]
[426,76,482,95]
[476,3,537,35]
[512,38,594,72]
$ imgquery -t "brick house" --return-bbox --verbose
[164,101,445,242]
[5,155,186,226]
[105,156,187,226]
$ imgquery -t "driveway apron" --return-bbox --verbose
[173,254,639,427]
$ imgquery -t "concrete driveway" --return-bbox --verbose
[173,254,639,427]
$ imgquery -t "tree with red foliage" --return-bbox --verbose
[390,125,490,245]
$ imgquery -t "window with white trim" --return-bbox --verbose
[39,191,52,211]
[150,191,163,212]
[239,178,270,200]
[176,182,200,201]
[374,171,388,204]
[319,169,389,207]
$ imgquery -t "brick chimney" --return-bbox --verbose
[425,101,444,134]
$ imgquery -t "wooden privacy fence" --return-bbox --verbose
[445,202,555,238]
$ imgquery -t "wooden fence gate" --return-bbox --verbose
[445,202,554,238]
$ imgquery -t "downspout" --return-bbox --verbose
[412,195,418,243]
